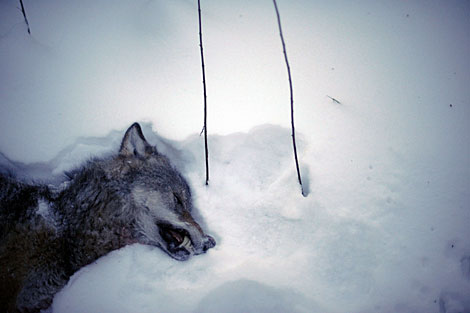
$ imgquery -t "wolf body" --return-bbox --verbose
[0,123,216,312]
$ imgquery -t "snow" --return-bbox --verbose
[1,0,470,312]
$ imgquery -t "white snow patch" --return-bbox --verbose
[36,199,60,230]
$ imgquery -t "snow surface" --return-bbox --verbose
[1,0,470,312]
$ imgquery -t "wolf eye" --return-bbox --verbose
[173,193,183,207]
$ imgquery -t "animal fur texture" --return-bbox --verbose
[0,123,216,312]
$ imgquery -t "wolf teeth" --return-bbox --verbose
[178,236,192,250]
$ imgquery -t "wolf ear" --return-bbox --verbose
[119,123,153,157]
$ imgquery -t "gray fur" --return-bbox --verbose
[0,123,216,313]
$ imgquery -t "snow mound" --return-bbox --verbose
[19,123,465,313]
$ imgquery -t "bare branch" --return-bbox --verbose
[19,0,31,35]
[272,0,305,196]
[197,0,209,186]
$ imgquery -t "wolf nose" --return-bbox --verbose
[203,235,216,252]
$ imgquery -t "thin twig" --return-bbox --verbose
[272,0,305,196]
[327,95,341,104]
[19,0,31,35]
[197,0,209,186]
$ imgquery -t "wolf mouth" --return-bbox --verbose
[158,223,193,260]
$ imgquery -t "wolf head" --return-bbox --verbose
[112,123,216,261]
[0,123,217,313]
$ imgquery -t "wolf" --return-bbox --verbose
[0,123,216,313]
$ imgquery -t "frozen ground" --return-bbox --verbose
[1,0,470,312]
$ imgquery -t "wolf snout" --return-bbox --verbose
[202,235,216,252]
